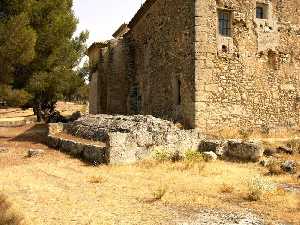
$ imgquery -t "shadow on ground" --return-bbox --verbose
[10,124,48,144]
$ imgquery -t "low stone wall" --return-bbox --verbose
[48,123,109,164]
[61,115,205,163]
[47,115,276,164]
[0,116,36,127]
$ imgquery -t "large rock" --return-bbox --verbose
[202,151,218,162]
[276,146,294,155]
[281,160,297,174]
[263,148,277,157]
[27,149,45,157]
[224,140,264,162]
[83,145,108,164]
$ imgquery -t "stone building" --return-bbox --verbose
[87,0,300,132]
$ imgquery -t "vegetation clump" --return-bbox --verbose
[246,176,276,201]
[0,0,89,121]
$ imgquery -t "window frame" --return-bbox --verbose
[256,3,269,19]
[218,10,232,37]
[256,6,264,19]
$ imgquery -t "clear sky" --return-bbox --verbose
[73,0,146,46]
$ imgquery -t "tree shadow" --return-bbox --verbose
[10,124,48,144]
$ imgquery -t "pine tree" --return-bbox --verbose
[0,0,37,85]
[0,0,88,121]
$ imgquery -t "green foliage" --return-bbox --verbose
[0,85,31,107]
[184,149,203,162]
[0,1,37,84]
[0,0,89,117]
[152,148,170,162]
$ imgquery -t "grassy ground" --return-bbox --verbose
[0,124,299,224]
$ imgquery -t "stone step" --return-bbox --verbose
[47,134,109,165]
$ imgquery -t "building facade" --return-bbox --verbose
[88,0,300,132]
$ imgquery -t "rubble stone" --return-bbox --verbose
[281,160,298,174]
[225,140,264,162]
[27,149,44,157]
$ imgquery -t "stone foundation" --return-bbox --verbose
[47,115,270,164]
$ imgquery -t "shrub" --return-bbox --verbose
[220,183,234,194]
[0,85,31,107]
[89,176,106,184]
[152,148,171,162]
[267,161,284,175]
[287,140,300,154]
[152,185,168,201]
[184,149,203,162]
[246,176,276,201]
[0,194,24,225]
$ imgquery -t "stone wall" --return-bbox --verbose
[194,0,300,132]
[128,0,195,128]
[100,39,130,114]
[89,72,98,114]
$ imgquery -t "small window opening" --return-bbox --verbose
[218,10,232,37]
[176,79,181,106]
[222,45,228,53]
[256,3,268,19]
[256,6,264,19]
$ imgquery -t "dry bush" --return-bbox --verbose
[220,183,234,194]
[89,176,106,184]
[287,140,300,154]
[152,185,168,201]
[0,194,24,225]
[137,159,159,169]
[246,176,276,201]
[267,161,284,175]
[169,161,206,173]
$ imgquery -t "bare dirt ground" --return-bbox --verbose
[0,108,299,225]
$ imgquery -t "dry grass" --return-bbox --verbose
[1,125,300,224]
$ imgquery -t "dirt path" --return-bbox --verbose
[0,125,182,225]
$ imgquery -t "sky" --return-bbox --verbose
[73,0,146,46]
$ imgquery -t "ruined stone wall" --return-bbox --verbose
[89,72,99,114]
[88,47,101,114]
[128,0,195,128]
[93,39,130,115]
[194,0,300,132]
[101,39,130,114]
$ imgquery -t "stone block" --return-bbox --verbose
[203,151,218,161]
[83,145,108,164]
[224,140,264,162]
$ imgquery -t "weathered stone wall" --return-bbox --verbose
[88,47,101,114]
[194,0,300,132]
[128,0,195,127]
[89,72,99,114]
[100,39,130,114]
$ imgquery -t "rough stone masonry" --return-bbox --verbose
[87,0,300,133]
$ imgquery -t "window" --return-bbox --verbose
[256,6,264,19]
[218,10,232,37]
[256,3,268,19]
